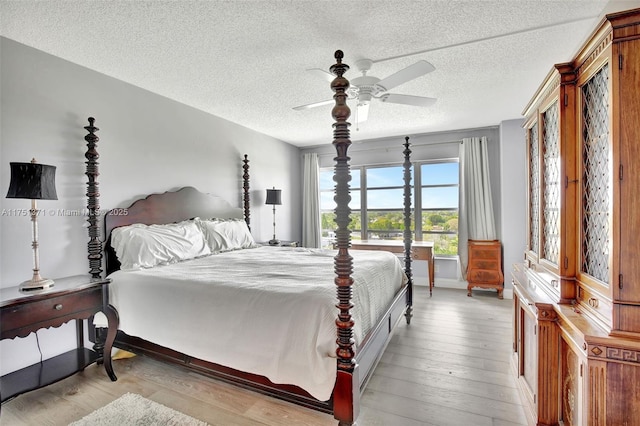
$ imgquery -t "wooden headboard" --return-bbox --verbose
[81,116,251,277]
[103,186,244,275]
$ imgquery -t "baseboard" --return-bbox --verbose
[415,278,514,299]
[433,278,467,289]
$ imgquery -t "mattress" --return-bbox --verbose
[107,246,406,401]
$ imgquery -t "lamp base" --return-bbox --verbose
[268,239,280,246]
[19,278,55,292]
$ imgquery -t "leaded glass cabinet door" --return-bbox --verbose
[526,120,541,262]
[522,64,578,303]
[578,62,612,299]
[541,102,560,270]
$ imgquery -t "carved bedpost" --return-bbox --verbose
[330,50,359,426]
[242,154,251,230]
[84,117,103,278]
[403,136,413,324]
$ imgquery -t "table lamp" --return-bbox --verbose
[265,187,282,245]
[6,159,58,291]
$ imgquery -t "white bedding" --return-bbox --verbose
[108,246,406,401]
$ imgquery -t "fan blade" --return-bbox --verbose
[357,103,370,122]
[376,60,435,91]
[292,99,334,111]
[307,68,334,82]
[380,93,437,107]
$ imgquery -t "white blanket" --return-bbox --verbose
[108,246,406,401]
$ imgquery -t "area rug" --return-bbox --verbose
[69,392,209,426]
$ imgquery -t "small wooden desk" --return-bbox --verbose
[350,240,435,296]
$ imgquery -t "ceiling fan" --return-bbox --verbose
[293,58,437,123]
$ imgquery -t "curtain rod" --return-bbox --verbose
[317,139,462,156]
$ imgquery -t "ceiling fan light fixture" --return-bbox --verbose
[358,91,373,103]
[294,56,437,115]
[354,59,373,74]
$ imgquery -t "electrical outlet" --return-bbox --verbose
[434,264,440,273]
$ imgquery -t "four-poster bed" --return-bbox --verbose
[89,51,415,425]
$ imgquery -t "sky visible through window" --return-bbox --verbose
[320,163,458,210]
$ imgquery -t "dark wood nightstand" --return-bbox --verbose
[0,275,118,403]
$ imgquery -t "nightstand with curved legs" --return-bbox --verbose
[0,275,118,403]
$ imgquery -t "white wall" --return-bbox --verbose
[499,119,527,297]
[0,37,302,374]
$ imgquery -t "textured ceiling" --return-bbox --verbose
[2,0,640,147]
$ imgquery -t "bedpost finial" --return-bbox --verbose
[330,50,349,79]
[85,117,99,134]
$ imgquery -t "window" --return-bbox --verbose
[419,162,459,256]
[365,166,408,241]
[320,160,459,255]
[319,167,362,247]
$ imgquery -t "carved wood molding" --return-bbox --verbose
[556,63,578,85]
[537,304,558,321]
[609,9,640,41]
[576,31,612,78]
[588,362,607,426]
[589,344,640,364]
[538,318,560,423]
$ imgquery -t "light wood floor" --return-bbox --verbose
[1,287,527,425]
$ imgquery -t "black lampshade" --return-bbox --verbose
[6,161,58,200]
[265,188,282,205]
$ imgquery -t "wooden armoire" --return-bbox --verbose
[512,8,640,426]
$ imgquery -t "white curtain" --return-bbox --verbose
[459,137,497,277]
[302,153,322,248]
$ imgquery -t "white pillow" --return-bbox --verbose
[111,220,211,270]
[196,218,256,252]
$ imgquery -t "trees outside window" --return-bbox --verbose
[420,162,459,255]
[320,160,459,255]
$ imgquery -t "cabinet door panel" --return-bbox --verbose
[606,362,640,425]
[618,39,640,304]
[560,337,582,426]
[522,309,538,394]
[616,305,640,333]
